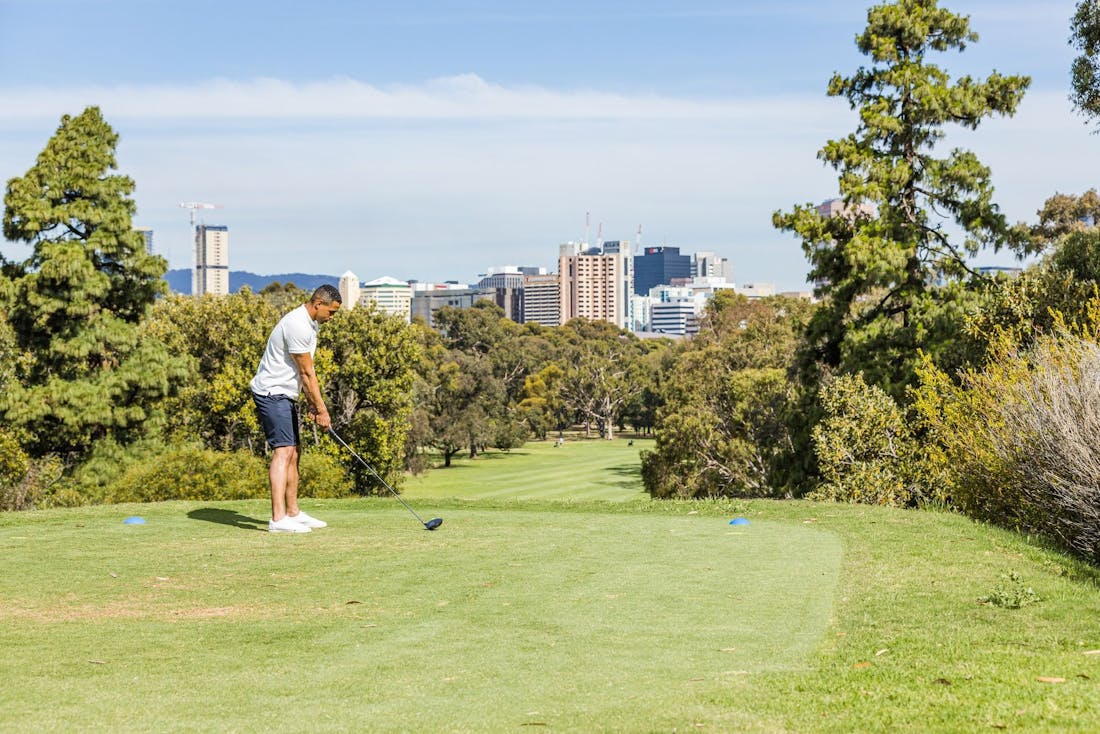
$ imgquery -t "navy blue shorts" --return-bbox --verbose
[252,392,300,449]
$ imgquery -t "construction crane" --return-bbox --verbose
[178,201,223,228]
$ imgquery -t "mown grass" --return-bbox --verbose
[402,435,653,502]
[3,438,1100,732]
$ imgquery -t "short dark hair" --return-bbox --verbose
[311,284,342,305]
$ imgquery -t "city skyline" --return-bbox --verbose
[1,1,1097,292]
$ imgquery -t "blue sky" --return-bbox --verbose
[0,0,1095,290]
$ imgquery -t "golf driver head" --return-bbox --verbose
[425,518,443,531]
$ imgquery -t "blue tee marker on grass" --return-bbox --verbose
[123,516,146,525]
[729,517,750,526]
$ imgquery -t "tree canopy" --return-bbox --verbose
[1,107,187,457]
[774,0,1032,400]
[1071,0,1100,127]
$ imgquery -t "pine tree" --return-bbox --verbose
[774,0,1033,400]
[2,106,187,457]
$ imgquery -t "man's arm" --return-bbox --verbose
[291,352,331,430]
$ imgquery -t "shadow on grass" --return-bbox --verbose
[606,464,642,481]
[427,450,532,471]
[187,507,267,532]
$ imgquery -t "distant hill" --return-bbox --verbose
[165,269,339,295]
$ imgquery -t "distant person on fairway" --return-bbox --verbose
[251,284,342,533]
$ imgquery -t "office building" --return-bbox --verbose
[558,241,633,331]
[479,266,548,323]
[523,273,560,327]
[736,282,776,299]
[650,298,702,336]
[360,276,413,322]
[692,251,733,282]
[193,224,228,296]
[411,287,496,328]
[634,246,691,296]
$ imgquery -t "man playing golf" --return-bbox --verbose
[251,284,342,533]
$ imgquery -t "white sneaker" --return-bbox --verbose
[288,511,327,529]
[269,516,311,533]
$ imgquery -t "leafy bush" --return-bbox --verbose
[297,450,353,498]
[491,417,530,451]
[915,327,1100,562]
[810,373,936,507]
[100,445,354,503]
[58,438,164,505]
[107,446,269,503]
[0,428,63,511]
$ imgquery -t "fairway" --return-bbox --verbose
[0,500,841,732]
[403,437,653,502]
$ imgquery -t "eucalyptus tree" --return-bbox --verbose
[1071,0,1100,126]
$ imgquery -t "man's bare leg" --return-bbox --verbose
[269,445,300,521]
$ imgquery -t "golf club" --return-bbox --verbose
[327,428,443,531]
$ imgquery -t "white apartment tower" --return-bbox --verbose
[193,224,229,296]
[339,271,361,309]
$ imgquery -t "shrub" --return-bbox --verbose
[0,429,63,511]
[103,445,354,503]
[297,450,353,498]
[915,328,1100,563]
[108,446,269,503]
[811,373,927,506]
[995,337,1100,562]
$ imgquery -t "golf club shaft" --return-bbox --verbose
[327,428,428,525]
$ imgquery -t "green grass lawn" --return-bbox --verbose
[402,436,653,502]
[3,438,1100,732]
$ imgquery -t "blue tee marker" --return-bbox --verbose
[123,516,146,525]
[729,517,750,526]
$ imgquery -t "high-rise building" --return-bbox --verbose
[193,224,229,296]
[559,241,633,330]
[339,271,361,309]
[522,273,560,327]
[633,246,691,296]
[692,251,733,282]
[134,226,154,254]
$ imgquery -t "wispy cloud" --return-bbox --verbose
[0,76,1094,289]
[0,75,839,124]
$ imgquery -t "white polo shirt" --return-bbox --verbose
[250,304,318,398]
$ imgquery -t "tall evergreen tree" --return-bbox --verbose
[774,0,1033,400]
[2,107,186,457]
